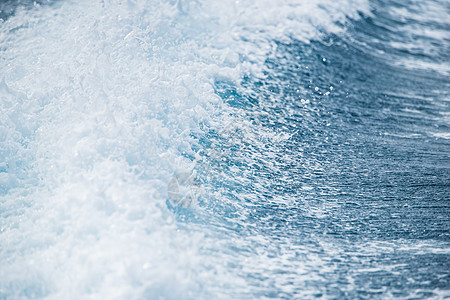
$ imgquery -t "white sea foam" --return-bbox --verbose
[388,0,450,75]
[0,0,369,297]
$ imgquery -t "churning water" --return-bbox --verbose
[0,0,449,298]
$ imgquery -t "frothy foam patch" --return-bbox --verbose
[0,0,369,297]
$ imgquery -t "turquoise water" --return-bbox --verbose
[1,0,449,298]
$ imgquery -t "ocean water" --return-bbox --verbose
[0,0,449,298]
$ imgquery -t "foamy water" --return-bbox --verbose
[1,0,449,298]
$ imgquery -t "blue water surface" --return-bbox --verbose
[0,0,449,298]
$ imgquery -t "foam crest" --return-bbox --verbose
[0,0,369,297]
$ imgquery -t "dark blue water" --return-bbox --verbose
[0,0,449,298]
[199,0,450,297]
[0,0,54,21]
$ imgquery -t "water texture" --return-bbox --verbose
[0,0,449,299]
